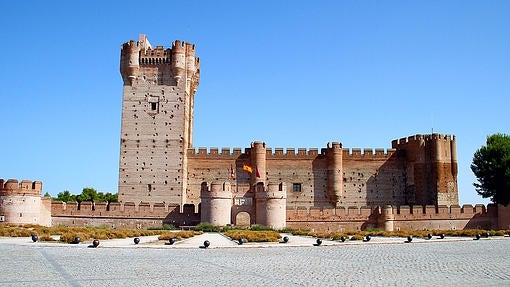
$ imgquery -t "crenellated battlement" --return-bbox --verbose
[120,34,200,86]
[187,147,243,158]
[188,144,401,160]
[341,148,397,159]
[200,182,233,198]
[392,133,456,148]
[0,179,42,196]
[265,147,321,159]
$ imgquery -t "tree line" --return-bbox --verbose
[48,188,118,203]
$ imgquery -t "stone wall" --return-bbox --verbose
[286,204,503,232]
[50,201,200,228]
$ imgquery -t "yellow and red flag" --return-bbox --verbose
[243,164,253,173]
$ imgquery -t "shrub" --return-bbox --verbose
[39,235,57,242]
[158,230,199,240]
[224,230,281,242]
[250,225,274,231]
[349,234,364,241]
[194,223,220,232]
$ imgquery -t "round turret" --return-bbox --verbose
[200,182,233,226]
[250,142,266,186]
[171,40,186,83]
[326,142,343,206]
[120,40,140,86]
[0,179,51,226]
[255,182,287,229]
[381,205,395,231]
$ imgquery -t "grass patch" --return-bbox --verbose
[224,230,281,242]
[158,230,202,241]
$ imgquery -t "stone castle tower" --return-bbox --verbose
[118,35,200,207]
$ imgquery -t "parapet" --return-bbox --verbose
[255,182,287,199]
[200,181,233,199]
[120,34,200,86]
[0,179,42,196]
[342,148,396,159]
[187,147,243,158]
[392,133,456,148]
[264,147,321,159]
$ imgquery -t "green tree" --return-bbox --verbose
[54,190,77,202]
[471,133,510,206]
[79,187,99,202]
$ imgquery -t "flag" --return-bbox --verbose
[230,164,236,180]
[243,164,253,173]
[256,165,261,178]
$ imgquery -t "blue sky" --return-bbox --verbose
[1,1,508,205]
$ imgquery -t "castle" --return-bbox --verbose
[1,35,509,231]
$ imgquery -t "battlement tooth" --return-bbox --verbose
[351,148,362,157]
[363,148,373,156]
[286,148,295,156]
[274,148,284,156]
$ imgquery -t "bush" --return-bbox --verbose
[158,230,200,241]
[39,235,57,242]
[349,234,364,241]
[194,223,221,232]
[250,225,274,231]
[224,230,281,242]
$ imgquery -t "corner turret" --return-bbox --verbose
[394,134,459,206]
[120,40,140,86]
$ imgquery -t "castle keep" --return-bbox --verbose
[1,35,509,231]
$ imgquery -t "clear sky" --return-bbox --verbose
[1,1,508,205]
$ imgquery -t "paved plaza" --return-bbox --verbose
[0,234,509,286]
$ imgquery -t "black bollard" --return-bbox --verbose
[72,237,81,244]
[407,235,413,243]
[316,238,322,246]
[31,234,38,242]
[475,234,481,240]
[439,234,445,239]
[134,237,140,244]
[365,235,371,242]
[168,237,177,245]
[92,239,100,248]
[340,236,346,242]
[427,233,432,240]
[203,240,211,248]
[283,236,289,243]
[238,238,244,245]
[485,232,490,238]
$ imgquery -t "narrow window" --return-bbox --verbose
[293,183,302,192]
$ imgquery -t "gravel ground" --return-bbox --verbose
[0,235,508,286]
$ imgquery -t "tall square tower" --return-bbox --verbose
[118,35,200,206]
